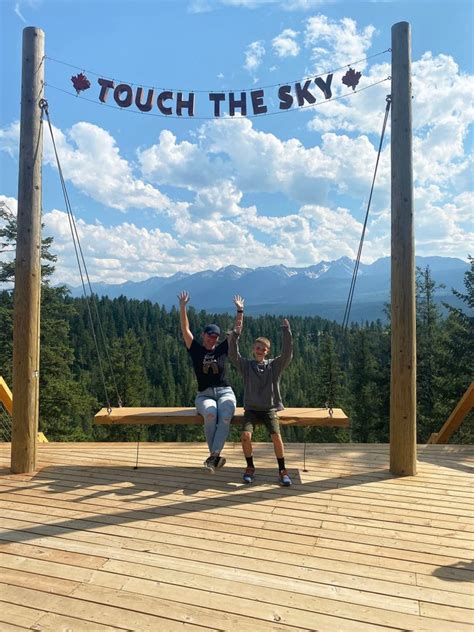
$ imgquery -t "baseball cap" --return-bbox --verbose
[203,324,220,336]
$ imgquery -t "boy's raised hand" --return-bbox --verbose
[282,318,290,328]
[178,290,190,306]
[233,295,245,311]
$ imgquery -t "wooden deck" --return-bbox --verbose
[0,442,472,631]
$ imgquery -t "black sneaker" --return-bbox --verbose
[214,456,226,469]
[243,466,256,483]
[203,456,216,473]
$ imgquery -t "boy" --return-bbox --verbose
[228,319,293,486]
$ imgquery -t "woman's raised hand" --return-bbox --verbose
[178,291,190,306]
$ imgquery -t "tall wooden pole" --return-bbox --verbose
[11,27,45,474]
[390,22,417,476]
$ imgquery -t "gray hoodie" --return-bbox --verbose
[227,326,293,411]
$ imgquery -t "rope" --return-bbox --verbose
[341,94,392,331]
[44,76,391,121]
[46,48,391,94]
[40,99,123,411]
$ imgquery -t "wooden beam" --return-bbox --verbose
[428,382,474,444]
[94,407,349,427]
[11,27,45,474]
[390,22,417,476]
[1,376,48,443]
[0,377,13,416]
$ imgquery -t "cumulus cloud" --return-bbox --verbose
[40,206,290,284]
[45,122,175,213]
[0,121,21,158]
[0,195,18,217]
[304,15,376,73]
[138,129,227,190]
[244,40,266,76]
[272,29,300,58]
[0,120,179,216]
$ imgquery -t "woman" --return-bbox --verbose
[178,290,244,472]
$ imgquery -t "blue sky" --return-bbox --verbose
[1,0,472,285]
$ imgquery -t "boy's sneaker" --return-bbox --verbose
[243,466,255,484]
[203,456,216,473]
[279,469,292,486]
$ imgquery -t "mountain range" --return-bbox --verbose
[68,256,469,323]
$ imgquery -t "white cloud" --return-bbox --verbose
[41,207,288,284]
[46,122,174,214]
[195,117,389,205]
[0,120,179,216]
[284,0,328,9]
[43,209,183,284]
[244,41,266,76]
[272,29,300,58]
[304,15,376,73]
[0,196,18,217]
[189,0,329,12]
[14,2,26,22]
[186,180,249,219]
[138,129,226,190]
[411,53,474,188]
[0,121,20,158]
[307,61,391,135]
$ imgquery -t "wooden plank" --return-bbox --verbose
[94,406,349,426]
[0,601,44,629]
[0,583,210,632]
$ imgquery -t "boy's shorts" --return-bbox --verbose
[242,409,280,435]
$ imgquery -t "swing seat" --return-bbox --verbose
[94,406,349,427]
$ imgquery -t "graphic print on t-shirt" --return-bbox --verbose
[203,352,219,374]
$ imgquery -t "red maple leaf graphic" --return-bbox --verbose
[342,68,362,91]
[71,73,91,94]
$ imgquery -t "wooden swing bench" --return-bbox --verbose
[94,407,349,427]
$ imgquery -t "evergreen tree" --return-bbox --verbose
[0,206,92,440]
[416,266,445,441]
[349,328,386,442]
[439,257,474,443]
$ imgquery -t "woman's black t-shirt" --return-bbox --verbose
[188,339,230,392]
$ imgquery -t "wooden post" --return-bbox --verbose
[11,27,45,474]
[390,22,417,476]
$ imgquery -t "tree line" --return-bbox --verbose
[0,205,472,444]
